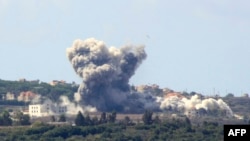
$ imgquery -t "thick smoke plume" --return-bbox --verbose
[66,38,234,117]
[159,94,234,117]
[66,38,147,112]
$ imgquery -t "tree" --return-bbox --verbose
[13,111,30,125]
[99,112,107,124]
[122,116,133,126]
[75,111,85,126]
[50,115,56,122]
[142,110,153,125]
[85,113,92,126]
[0,111,12,126]
[184,116,191,129]
[58,114,66,122]
[92,116,99,125]
[225,93,234,98]
[190,91,197,96]
[182,91,189,97]
[153,115,161,124]
[20,114,30,125]
[107,111,116,123]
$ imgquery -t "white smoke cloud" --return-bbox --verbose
[59,96,97,115]
[159,94,234,117]
[74,92,81,102]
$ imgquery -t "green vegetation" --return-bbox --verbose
[58,114,66,122]
[223,96,250,118]
[75,111,85,126]
[0,100,25,106]
[0,79,78,102]
[12,111,30,126]
[0,111,224,141]
[0,111,12,126]
[142,110,153,125]
[0,79,249,140]
[0,110,30,126]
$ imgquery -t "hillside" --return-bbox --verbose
[0,79,78,103]
[222,96,250,119]
[0,78,250,120]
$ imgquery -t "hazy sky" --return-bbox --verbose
[0,0,249,96]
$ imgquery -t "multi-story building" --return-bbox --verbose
[29,100,68,117]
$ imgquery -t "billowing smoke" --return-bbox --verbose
[159,94,234,117]
[66,38,147,112]
[59,95,97,115]
[66,38,234,117]
[29,94,96,117]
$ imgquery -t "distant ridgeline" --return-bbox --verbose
[0,78,250,120]
[0,79,78,104]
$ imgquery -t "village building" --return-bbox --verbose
[50,80,66,86]
[5,92,16,100]
[29,100,67,118]
[17,91,38,102]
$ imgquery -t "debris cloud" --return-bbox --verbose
[159,94,234,117]
[66,38,234,118]
[66,38,147,112]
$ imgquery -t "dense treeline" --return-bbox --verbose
[0,118,223,141]
[0,79,78,102]
[0,100,25,106]
[0,110,30,126]
[0,110,224,141]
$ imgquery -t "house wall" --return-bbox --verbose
[29,102,68,117]
[6,92,16,100]
[29,104,43,117]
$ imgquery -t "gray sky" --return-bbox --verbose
[0,0,249,96]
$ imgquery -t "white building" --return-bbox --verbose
[29,104,44,117]
[29,100,68,117]
[5,92,16,100]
